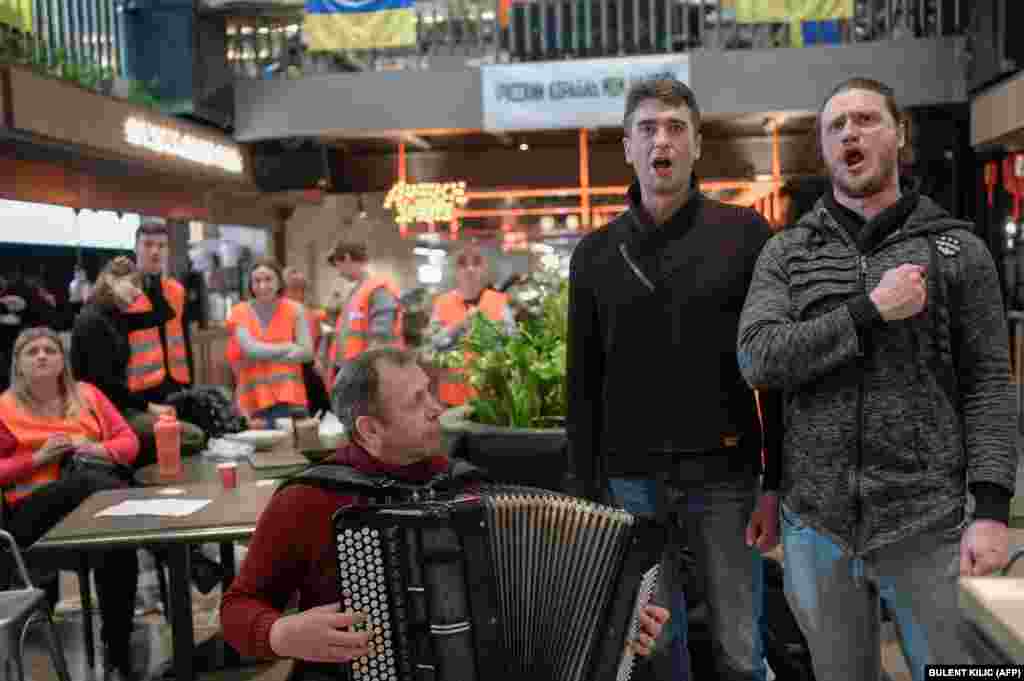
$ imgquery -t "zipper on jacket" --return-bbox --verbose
[618,243,655,292]
[852,254,867,556]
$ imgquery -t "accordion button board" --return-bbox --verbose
[333,488,664,681]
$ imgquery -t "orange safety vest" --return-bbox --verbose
[125,278,191,393]
[226,299,309,416]
[0,383,106,506]
[305,307,327,355]
[328,276,405,387]
[433,289,509,406]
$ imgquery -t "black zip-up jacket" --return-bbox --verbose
[71,293,176,413]
[567,182,782,502]
[738,194,1016,555]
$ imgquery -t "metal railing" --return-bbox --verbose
[223,0,968,76]
[0,0,126,78]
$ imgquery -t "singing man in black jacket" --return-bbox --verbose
[567,78,782,681]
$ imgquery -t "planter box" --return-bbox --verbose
[440,406,569,492]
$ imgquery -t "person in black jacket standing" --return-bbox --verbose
[567,78,782,681]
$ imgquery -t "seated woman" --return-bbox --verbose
[0,326,140,680]
[227,258,312,427]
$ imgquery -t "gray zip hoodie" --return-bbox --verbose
[737,195,1015,555]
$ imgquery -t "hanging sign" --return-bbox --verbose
[383,181,468,225]
[123,117,245,174]
[481,54,689,131]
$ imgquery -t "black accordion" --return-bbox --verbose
[332,488,664,681]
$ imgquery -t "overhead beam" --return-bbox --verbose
[401,133,432,150]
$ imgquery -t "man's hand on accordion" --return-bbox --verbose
[631,605,670,657]
[268,602,372,663]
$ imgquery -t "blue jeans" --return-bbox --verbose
[662,476,766,681]
[781,503,976,681]
[609,477,692,680]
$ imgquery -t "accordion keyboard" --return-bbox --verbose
[334,490,663,681]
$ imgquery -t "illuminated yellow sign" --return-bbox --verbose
[123,117,244,174]
[384,181,468,224]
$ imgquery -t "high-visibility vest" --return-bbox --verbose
[125,278,190,393]
[305,307,327,355]
[432,289,509,406]
[327,276,404,387]
[226,299,309,416]
[0,383,106,506]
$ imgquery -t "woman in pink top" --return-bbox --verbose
[0,326,141,680]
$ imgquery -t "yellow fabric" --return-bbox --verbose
[304,8,416,50]
[732,0,852,22]
[0,0,32,32]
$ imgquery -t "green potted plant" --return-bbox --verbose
[432,264,570,490]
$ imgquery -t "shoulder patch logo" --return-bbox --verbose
[935,234,961,257]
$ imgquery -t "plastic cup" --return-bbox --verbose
[217,462,238,489]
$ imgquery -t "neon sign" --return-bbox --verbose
[383,181,468,225]
[123,117,244,174]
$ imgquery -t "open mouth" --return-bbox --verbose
[843,148,866,170]
[652,158,673,176]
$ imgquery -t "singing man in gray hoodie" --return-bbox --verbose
[738,77,1016,679]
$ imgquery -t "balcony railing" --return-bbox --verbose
[0,0,126,78]
[218,0,968,77]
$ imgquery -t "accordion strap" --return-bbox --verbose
[279,457,488,501]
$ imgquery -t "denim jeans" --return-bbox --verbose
[660,476,767,681]
[780,503,977,681]
[609,477,691,681]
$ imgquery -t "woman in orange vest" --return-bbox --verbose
[282,266,332,417]
[0,327,141,678]
[226,258,312,427]
[430,244,517,406]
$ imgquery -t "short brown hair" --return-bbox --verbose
[135,220,169,243]
[623,78,701,132]
[332,348,420,441]
[327,241,368,265]
[92,256,141,308]
[247,257,284,297]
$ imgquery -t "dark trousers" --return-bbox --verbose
[7,468,139,660]
[302,362,332,416]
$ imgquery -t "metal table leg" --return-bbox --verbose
[219,541,240,667]
[166,545,195,681]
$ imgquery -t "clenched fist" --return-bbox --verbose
[869,264,927,321]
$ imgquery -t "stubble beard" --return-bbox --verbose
[829,152,898,201]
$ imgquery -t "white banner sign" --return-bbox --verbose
[481,55,690,131]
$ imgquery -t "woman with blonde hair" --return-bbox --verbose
[226,257,312,426]
[0,326,141,679]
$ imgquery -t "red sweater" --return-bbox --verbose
[220,443,450,660]
[0,382,139,495]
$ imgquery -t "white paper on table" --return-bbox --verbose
[94,499,212,518]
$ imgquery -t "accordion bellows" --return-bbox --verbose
[334,489,663,681]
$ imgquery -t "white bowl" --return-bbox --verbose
[224,430,289,451]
